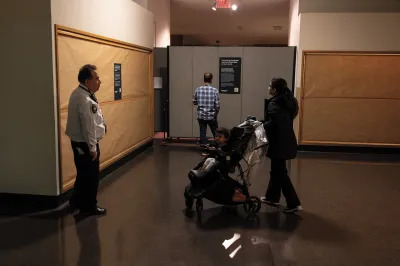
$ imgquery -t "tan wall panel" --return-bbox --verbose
[58,35,150,110]
[301,98,400,145]
[304,53,400,99]
[99,98,151,164]
[59,98,151,189]
[56,26,153,191]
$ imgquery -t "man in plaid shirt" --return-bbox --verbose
[193,73,220,146]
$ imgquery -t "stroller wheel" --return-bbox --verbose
[196,199,203,217]
[184,185,194,210]
[243,196,261,215]
[184,189,194,210]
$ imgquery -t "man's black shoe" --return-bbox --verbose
[80,206,107,215]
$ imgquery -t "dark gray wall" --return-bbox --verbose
[154,48,167,76]
[154,48,168,132]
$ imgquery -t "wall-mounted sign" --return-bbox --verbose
[219,57,241,94]
[154,77,163,89]
[114,63,122,100]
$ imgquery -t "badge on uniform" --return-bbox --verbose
[91,104,97,113]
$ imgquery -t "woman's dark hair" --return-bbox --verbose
[270,78,289,95]
[78,64,97,83]
[270,77,299,118]
[216,127,230,139]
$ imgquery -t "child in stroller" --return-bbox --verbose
[198,127,247,202]
[184,117,267,217]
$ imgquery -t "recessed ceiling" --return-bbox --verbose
[171,0,290,45]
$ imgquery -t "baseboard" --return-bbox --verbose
[298,144,400,154]
[0,140,153,215]
[163,137,198,144]
[0,194,63,215]
[98,139,153,180]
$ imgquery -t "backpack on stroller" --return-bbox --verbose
[184,117,268,217]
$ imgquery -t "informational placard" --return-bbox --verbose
[219,57,241,94]
[114,63,122,100]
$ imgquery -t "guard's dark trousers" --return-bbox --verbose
[70,141,100,210]
[265,158,301,208]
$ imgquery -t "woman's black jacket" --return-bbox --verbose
[263,94,298,160]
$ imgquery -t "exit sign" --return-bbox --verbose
[216,0,230,8]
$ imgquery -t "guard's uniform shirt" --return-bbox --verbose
[65,84,106,152]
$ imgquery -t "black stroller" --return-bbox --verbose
[184,117,268,217]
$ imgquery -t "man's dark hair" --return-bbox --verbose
[204,72,213,83]
[78,64,97,83]
[216,127,230,139]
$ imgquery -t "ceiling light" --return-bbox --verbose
[231,4,238,11]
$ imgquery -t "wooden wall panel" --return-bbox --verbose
[300,52,400,147]
[304,53,400,99]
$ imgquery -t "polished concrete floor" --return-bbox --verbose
[1,144,400,265]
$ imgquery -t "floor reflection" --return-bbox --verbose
[2,146,400,265]
[75,215,101,266]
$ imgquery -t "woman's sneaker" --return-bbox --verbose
[283,206,303,213]
[260,197,280,207]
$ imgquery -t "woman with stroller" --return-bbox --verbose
[261,78,302,213]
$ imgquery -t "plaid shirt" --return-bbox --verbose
[193,85,220,120]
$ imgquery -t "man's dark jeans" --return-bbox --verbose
[198,119,218,145]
